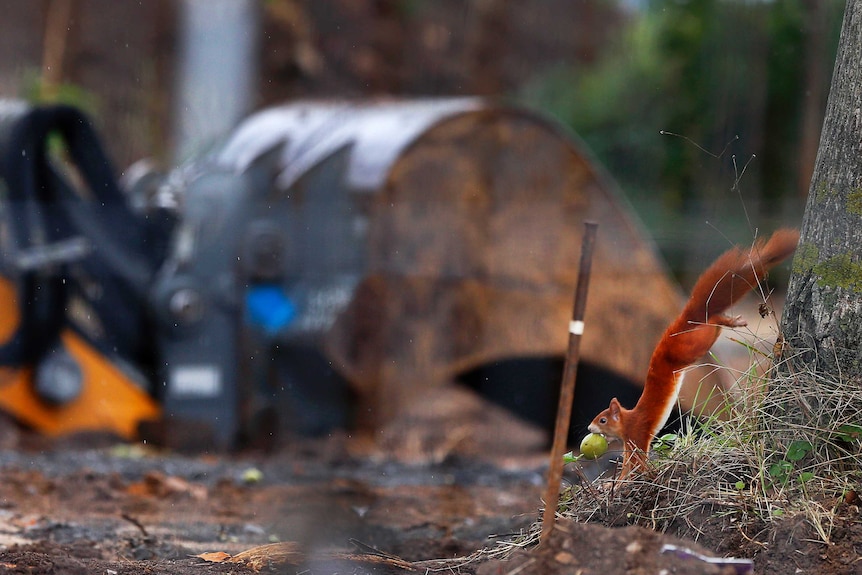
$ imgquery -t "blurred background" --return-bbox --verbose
[0,0,840,454]
[0,0,840,282]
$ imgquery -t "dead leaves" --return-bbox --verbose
[194,550,233,563]
[126,471,208,501]
[194,540,416,573]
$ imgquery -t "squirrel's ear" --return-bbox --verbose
[609,398,622,417]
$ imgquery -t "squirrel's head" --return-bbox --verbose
[587,397,625,441]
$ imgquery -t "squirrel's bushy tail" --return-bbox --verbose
[682,228,800,324]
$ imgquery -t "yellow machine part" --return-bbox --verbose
[0,330,161,439]
[0,276,20,344]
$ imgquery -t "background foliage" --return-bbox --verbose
[520,0,844,278]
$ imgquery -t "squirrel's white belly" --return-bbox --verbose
[651,370,686,437]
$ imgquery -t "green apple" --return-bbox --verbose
[579,433,608,459]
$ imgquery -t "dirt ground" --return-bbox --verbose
[0,437,734,575]
[0,387,859,575]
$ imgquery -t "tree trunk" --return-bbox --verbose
[781,0,862,377]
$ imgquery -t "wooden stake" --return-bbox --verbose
[539,220,598,544]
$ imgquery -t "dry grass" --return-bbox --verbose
[423,293,862,568]
[556,343,862,546]
[414,525,541,572]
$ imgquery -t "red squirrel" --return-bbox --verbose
[588,228,799,478]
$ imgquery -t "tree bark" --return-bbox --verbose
[781,0,862,377]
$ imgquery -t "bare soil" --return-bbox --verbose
[0,393,859,575]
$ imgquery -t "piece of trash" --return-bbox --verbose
[241,467,264,484]
[660,544,753,575]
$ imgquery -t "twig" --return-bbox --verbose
[569,462,601,501]
[539,221,598,544]
[120,513,149,537]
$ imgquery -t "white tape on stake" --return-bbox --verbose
[569,320,585,335]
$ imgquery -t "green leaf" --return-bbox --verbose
[835,424,862,442]
[798,472,814,484]
[786,441,813,462]
[563,451,581,464]
[768,460,792,485]
[653,433,678,453]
